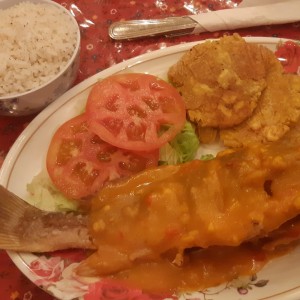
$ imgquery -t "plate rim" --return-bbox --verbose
[0,36,296,300]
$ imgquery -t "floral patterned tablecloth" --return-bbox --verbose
[1,0,300,299]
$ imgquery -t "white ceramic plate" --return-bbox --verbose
[1,37,300,300]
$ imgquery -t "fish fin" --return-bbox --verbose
[0,185,95,252]
[76,246,132,276]
[0,185,41,251]
[76,258,99,277]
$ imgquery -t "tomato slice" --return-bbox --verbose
[46,114,158,200]
[85,73,186,151]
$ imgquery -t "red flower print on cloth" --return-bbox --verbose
[275,41,300,74]
[29,256,64,287]
[84,279,174,300]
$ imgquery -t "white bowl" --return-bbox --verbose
[0,0,81,116]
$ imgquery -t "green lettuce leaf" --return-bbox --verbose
[159,121,199,165]
[200,154,215,161]
[26,170,79,212]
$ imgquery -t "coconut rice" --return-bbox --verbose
[0,1,78,97]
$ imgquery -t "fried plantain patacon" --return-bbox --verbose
[168,33,282,129]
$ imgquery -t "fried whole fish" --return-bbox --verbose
[1,141,300,279]
[77,141,300,276]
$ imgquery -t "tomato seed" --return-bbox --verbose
[72,162,100,185]
[118,79,140,91]
[105,94,119,112]
[90,135,104,144]
[149,80,165,91]
[119,157,146,172]
[97,151,111,162]
[126,122,146,141]
[57,139,82,165]
[102,118,123,136]
[127,105,147,118]
[71,121,89,134]
[143,97,160,111]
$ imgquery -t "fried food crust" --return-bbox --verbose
[220,73,300,147]
[79,140,300,277]
[168,33,283,128]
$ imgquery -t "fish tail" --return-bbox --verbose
[0,185,95,252]
[0,185,39,251]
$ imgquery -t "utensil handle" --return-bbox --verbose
[108,16,198,40]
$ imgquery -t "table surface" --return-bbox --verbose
[1,0,300,299]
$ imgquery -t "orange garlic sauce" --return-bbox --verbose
[85,143,300,294]
[111,243,295,294]
[112,216,300,293]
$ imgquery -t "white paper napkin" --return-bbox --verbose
[190,0,300,34]
[238,0,292,8]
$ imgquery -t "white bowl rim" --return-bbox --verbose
[0,0,81,100]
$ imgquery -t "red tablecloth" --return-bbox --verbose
[1,0,300,299]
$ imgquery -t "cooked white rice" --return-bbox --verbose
[0,1,78,97]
